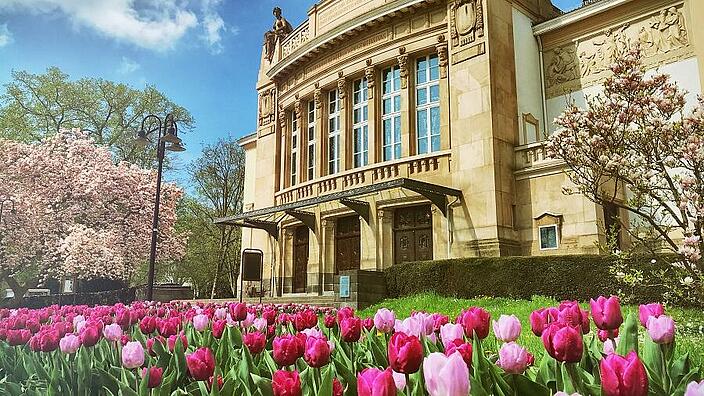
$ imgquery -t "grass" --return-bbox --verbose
[358,292,704,367]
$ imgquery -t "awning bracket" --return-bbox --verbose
[339,198,370,223]
[285,209,316,231]
[241,219,279,240]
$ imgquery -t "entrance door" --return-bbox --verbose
[335,215,360,273]
[394,205,433,264]
[293,226,308,293]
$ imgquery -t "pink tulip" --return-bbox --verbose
[59,333,80,354]
[192,314,209,332]
[590,296,623,331]
[272,370,302,396]
[357,367,397,396]
[423,352,471,396]
[685,380,704,396]
[497,342,530,374]
[646,315,675,344]
[440,323,464,348]
[303,336,331,368]
[103,323,123,342]
[638,303,664,327]
[530,307,558,336]
[492,314,521,342]
[374,308,396,333]
[541,322,583,363]
[122,341,145,369]
[600,351,648,396]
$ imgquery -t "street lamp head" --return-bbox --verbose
[135,129,150,148]
[166,142,186,152]
[161,117,180,144]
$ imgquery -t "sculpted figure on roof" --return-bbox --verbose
[264,7,294,63]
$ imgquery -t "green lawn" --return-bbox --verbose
[358,293,704,367]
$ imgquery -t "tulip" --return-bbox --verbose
[139,316,156,334]
[440,323,464,348]
[324,314,336,328]
[541,322,583,363]
[304,336,331,368]
[59,333,80,354]
[530,307,558,336]
[600,351,648,396]
[263,308,277,325]
[167,332,188,352]
[604,337,619,355]
[598,328,619,342]
[157,318,179,337]
[458,307,490,340]
[388,332,423,374]
[497,342,530,374]
[244,331,267,355]
[273,334,304,367]
[229,303,248,322]
[423,352,471,396]
[214,307,227,320]
[638,303,665,328]
[212,319,227,339]
[646,315,675,344]
[394,316,423,338]
[341,316,362,342]
[363,317,374,331]
[122,341,145,369]
[192,314,209,332]
[333,378,344,396]
[558,301,590,334]
[357,367,397,396]
[590,296,623,331]
[141,366,163,388]
[391,370,406,391]
[302,327,324,339]
[103,323,123,342]
[337,306,355,323]
[272,370,302,396]
[444,339,472,368]
[493,314,522,342]
[79,325,101,347]
[685,380,704,396]
[253,317,267,331]
[186,347,216,381]
[35,329,61,352]
[374,308,396,333]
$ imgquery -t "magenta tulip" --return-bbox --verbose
[272,334,304,367]
[272,370,302,396]
[357,367,397,396]
[423,352,471,396]
[590,296,623,331]
[388,332,423,374]
[541,322,583,363]
[444,339,472,368]
[186,347,215,381]
[229,303,247,322]
[638,303,665,327]
[340,316,362,342]
[79,325,101,347]
[141,366,163,388]
[244,331,267,355]
[458,307,490,340]
[529,307,558,336]
[558,301,590,334]
[303,336,331,368]
[600,351,648,396]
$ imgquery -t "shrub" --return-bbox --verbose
[385,255,680,305]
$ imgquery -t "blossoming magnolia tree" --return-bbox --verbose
[0,130,185,298]
[546,47,704,294]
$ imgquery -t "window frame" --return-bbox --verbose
[352,77,369,168]
[415,54,441,155]
[327,89,341,175]
[381,65,402,162]
[290,110,298,186]
[307,100,316,181]
[538,224,559,250]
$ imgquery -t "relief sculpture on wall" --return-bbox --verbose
[544,4,691,98]
[259,88,276,127]
[450,0,484,48]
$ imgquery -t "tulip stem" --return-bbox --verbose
[405,373,411,395]
[565,363,583,395]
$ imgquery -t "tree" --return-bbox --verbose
[0,130,185,300]
[0,67,194,167]
[547,47,704,299]
[185,138,245,299]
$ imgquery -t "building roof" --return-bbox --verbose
[533,0,632,35]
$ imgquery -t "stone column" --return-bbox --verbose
[337,72,349,171]
[282,228,294,294]
[397,48,411,158]
[377,208,394,270]
[365,59,378,164]
[360,201,377,270]
[321,219,336,291]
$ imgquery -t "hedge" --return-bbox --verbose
[384,255,674,304]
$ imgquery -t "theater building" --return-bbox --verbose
[217,0,704,295]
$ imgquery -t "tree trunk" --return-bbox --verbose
[5,276,33,305]
[210,227,227,299]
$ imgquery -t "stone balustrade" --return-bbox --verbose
[281,21,310,59]
[274,151,450,206]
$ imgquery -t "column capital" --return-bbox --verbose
[337,71,346,109]
[397,47,408,89]
[365,58,375,99]
[436,34,449,79]
[314,82,322,110]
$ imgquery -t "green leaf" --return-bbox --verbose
[252,373,274,396]
[317,366,333,396]
[512,374,551,396]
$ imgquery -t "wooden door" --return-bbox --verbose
[394,205,433,264]
[293,226,309,293]
[335,215,360,273]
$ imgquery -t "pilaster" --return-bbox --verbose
[397,47,411,158]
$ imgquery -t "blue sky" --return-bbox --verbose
[0,0,581,185]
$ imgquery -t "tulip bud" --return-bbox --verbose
[141,366,163,388]
[186,347,216,381]
[273,334,304,367]
[646,315,675,344]
[244,331,267,355]
[272,370,302,396]
[357,368,397,396]
[229,303,248,322]
[458,307,490,340]
[59,333,80,354]
[192,314,209,332]
[304,336,331,368]
[122,341,145,369]
[493,314,522,342]
[685,380,704,395]
[530,308,558,336]
[79,325,101,347]
[139,316,156,335]
[600,351,648,396]
[444,339,472,369]
[497,342,530,374]
[324,314,336,329]
[340,316,362,342]
[212,319,227,339]
[590,296,623,331]
[373,308,395,333]
[103,323,123,342]
[638,303,664,328]
[423,352,471,396]
[541,322,583,363]
[439,323,464,349]
[333,378,344,396]
[388,332,423,374]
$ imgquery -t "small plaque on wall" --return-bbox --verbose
[339,276,350,298]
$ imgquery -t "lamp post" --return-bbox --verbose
[136,113,185,301]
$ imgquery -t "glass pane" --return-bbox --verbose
[383,119,392,144]
[393,116,401,142]
[416,87,427,106]
[430,65,439,81]
[363,125,368,147]
[417,110,428,138]
[393,75,400,91]
[383,80,391,94]
[393,95,401,112]
[308,126,315,141]
[418,136,428,154]
[540,226,558,249]
[292,135,297,148]
[353,108,361,124]
[354,127,361,152]
[429,54,438,68]
[383,98,391,114]
[430,106,440,134]
[430,84,440,102]
[329,118,335,132]
[394,143,401,160]
[354,80,361,93]
[308,145,315,166]
[353,90,361,105]
[416,58,427,84]
[384,147,392,161]
[363,105,368,122]
[431,135,440,152]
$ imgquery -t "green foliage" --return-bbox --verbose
[384,255,681,305]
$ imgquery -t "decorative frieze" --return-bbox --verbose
[450,0,484,48]
[281,22,310,59]
[544,4,692,98]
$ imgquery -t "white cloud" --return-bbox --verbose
[0,0,198,51]
[118,57,140,74]
[200,0,228,54]
[0,24,13,47]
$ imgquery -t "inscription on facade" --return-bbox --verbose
[317,0,380,34]
[544,4,691,98]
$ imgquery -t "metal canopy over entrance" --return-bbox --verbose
[215,177,462,230]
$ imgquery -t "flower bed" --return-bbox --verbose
[0,297,701,395]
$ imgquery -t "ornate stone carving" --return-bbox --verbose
[278,103,287,131]
[293,95,302,120]
[314,83,322,110]
[544,4,692,98]
[397,47,408,89]
[436,34,449,79]
[337,71,346,109]
[264,7,293,63]
[450,0,484,48]
[365,59,375,99]
[259,88,276,126]
[281,22,310,59]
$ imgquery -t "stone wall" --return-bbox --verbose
[334,269,387,309]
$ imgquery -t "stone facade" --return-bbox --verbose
[232,0,704,296]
